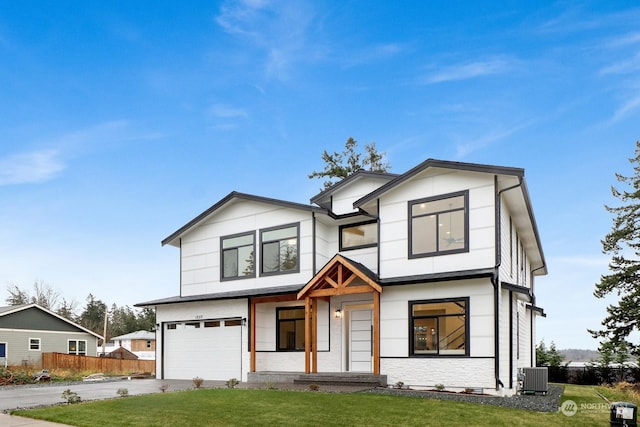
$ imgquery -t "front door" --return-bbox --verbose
[349,309,372,372]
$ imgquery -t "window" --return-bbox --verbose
[260,224,299,275]
[276,307,305,351]
[204,320,220,328]
[409,191,468,258]
[221,232,255,280]
[68,340,87,355]
[29,338,41,351]
[166,323,177,330]
[340,220,378,250]
[185,322,200,329]
[225,319,242,327]
[410,298,468,356]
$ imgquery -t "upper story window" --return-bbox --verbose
[409,191,469,258]
[221,232,255,280]
[340,220,378,251]
[260,223,299,275]
[410,298,468,357]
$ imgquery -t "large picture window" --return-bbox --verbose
[410,298,468,356]
[260,223,299,275]
[340,220,378,250]
[409,191,468,258]
[221,232,255,280]
[276,307,305,351]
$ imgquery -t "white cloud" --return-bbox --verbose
[421,58,511,84]
[610,93,640,123]
[215,0,319,81]
[0,149,65,186]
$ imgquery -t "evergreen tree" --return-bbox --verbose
[591,141,640,351]
[308,137,390,189]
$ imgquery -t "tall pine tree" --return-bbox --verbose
[591,141,640,351]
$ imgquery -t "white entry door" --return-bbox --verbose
[349,309,372,372]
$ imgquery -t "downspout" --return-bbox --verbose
[312,212,317,274]
[494,175,524,390]
[529,264,546,365]
[179,238,183,298]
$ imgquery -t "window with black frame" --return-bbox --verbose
[276,307,306,351]
[260,224,299,275]
[221,232,255,280]
[410,298,468,356]
[340,220,377,250]
[409,191,468,258]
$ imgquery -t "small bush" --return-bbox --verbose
[226,378,239,389]
[308,383,320,392]
[263,381,277,390]
[61,389,81,404]
[193,377,204,389]
[393,381,404,389]
[434,384,445,392]
[159,383,169,393]
[117,388,129,398]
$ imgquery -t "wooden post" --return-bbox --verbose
[373,291,380,375]
[250,299,256,372]
[305,297,311,373]
[312,298,317,373]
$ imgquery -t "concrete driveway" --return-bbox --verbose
[0,378,217,412]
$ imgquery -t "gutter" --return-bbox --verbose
[493,175,524,390]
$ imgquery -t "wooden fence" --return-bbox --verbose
[42,353,155,375]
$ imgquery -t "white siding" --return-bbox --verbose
[179,200,316,297]
[378,169,496,279]
[329,179,390,216]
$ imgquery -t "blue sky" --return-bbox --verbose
[1,1,639,350]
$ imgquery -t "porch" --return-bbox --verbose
[247,371,387,387]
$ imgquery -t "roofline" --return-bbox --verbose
[135,284,305,307]
[354,159,524,208]
[0,303,104,340]
[162,191,326,246]
[518,178,548,274]
[310,170,399,206]
[380,267,496,286]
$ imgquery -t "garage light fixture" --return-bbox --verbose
[335,309,342,319]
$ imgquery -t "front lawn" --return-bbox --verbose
[13,384,636,426]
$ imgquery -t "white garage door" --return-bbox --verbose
[164,319,242,380]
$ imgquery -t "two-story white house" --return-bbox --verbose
[137,158,546,395]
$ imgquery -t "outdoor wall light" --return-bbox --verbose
[335,309,342,319]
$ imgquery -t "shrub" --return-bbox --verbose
[226,378,239,389]
[193,377,204,389]
[308,383,320,392]
[61,389,81,404]
[263,381,277,390]
[434,384,445,392]
[117,388,129,398]
[159,383,169,393]
[393,381,404,389]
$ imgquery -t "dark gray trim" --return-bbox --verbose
[501,282,532,300]
[339,219,378,251]
[220,231,256,281]
[162,191,325,246]
[312,212,317,275]
[408,190,469,259]
[135,284,303,307]
[526,304,546,317]
[355,159,524,208]
[408,297,470,358]
[509,290,513,389]
[377,199,381,276]
[259,222,300,277]
[310,170,398,207]
[380,268,495,286]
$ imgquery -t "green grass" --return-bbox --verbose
[12,384,638,427]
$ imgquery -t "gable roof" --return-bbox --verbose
[310,170,399,209]
[354,159,524,207]
[352,158,546,275]
[0,304,104,339]
[162,191,326,247]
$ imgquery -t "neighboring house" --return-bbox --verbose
[0,303,103,368]
[101,330,155,360]
[137,159,547,395]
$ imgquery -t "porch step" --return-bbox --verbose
[293,373,387,387]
